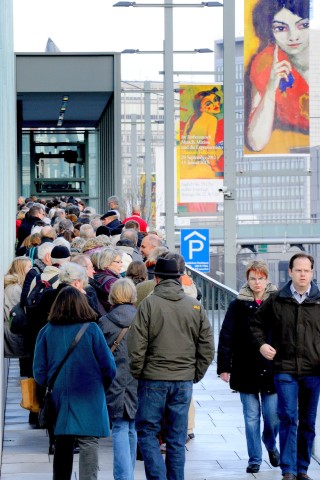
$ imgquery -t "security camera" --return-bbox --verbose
[218,186,228,193]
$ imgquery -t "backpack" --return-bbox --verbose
[9,303,29,335]
[26,247,38,266]
[25,274,59,315]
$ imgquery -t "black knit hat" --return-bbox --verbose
[51,246,70,259]
[153,258,180,278]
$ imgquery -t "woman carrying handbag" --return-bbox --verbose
[33,286,116,480]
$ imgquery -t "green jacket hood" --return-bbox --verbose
[153,278,185,301]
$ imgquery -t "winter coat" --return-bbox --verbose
[16,215,41,250]
[217,282,277,394]
[251,280,320,375]
[128,278,214,383]
[135,279,155,307]
[98,303,138,420]
[33,320,116,437]
[4,283,29,358]
[94,268,120,312]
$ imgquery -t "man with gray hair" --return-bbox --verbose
[140,233,163,279]
[120,229,143,262]
[79,223,96,240]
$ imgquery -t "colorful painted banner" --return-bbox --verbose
[244,0,310,155]
[177,84,224,214]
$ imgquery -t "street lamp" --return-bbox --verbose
[114,0,223,251]
[122,48,213,54]
[114,1,222,7]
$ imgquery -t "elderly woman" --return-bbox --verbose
[98,278,138,480]
[34,286,116,480]
[93,247,123,313]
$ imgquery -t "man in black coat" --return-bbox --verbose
[251,253,320,480]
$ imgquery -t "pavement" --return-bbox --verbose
[2,358,320,480]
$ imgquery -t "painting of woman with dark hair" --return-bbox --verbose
[179,85,224,180]
[245,0,309,154]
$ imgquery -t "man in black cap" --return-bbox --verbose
[128,257,214,480]
[100,210,124,242]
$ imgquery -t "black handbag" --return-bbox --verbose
[38,323,90,429]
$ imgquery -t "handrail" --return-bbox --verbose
[185,266,238,350]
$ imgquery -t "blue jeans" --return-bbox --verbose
[240,392,279,465]
[112,417,137,480]
[135,379,193,480]
[274,373,320,476]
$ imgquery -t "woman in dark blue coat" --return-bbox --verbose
[33,286,116,480]
[98,278,138,480]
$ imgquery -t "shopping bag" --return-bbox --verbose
[20,378,40,413]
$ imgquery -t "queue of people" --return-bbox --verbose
[4,195,214,480]
[5,195,320,480]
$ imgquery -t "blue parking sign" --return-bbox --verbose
[181,229,210,273]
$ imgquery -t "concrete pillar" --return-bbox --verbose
[0,0,17,462]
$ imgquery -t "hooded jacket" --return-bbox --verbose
[251,280,320,375]
[217,282,277,393]
[99,303,138,420]
[128,278,214,383]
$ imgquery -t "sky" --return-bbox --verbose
[13,0,244,82]
[13,0,320,82]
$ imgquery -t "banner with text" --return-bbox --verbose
[177,84,224,214]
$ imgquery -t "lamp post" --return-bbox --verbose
[114,0,223,250]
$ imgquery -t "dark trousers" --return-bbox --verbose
[53,435,99,480]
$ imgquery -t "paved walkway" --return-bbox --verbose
[2,359,320,480]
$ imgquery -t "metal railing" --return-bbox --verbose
[185,266,238,350]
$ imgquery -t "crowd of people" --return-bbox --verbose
[4,195,320,480]
[5,194,214,480]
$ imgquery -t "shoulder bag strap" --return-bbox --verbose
[110,327,129,353]
[47,322,90,391]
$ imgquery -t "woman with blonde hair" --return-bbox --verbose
[98,278,138,480]
[4,257,32,361]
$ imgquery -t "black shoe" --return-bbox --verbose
[268,448,280,467]
[48,444,55,455]
[246,464,260,473]
[297,474,313,480]
[185,433,195,444]
[282,474,297,480]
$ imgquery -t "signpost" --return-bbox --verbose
[181,229,210,273]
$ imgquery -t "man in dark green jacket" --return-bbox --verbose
[128,257,214,480]
[251,253,320,480]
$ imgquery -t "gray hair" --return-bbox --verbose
[120,228,138,246]
[79,224,95,239]
[52,237,71,251]
[96,247,121,270]
[59,262,88,287]
[37,242,54,261]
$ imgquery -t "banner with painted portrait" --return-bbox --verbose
[244,0,310,155]
[177,84,224,214]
